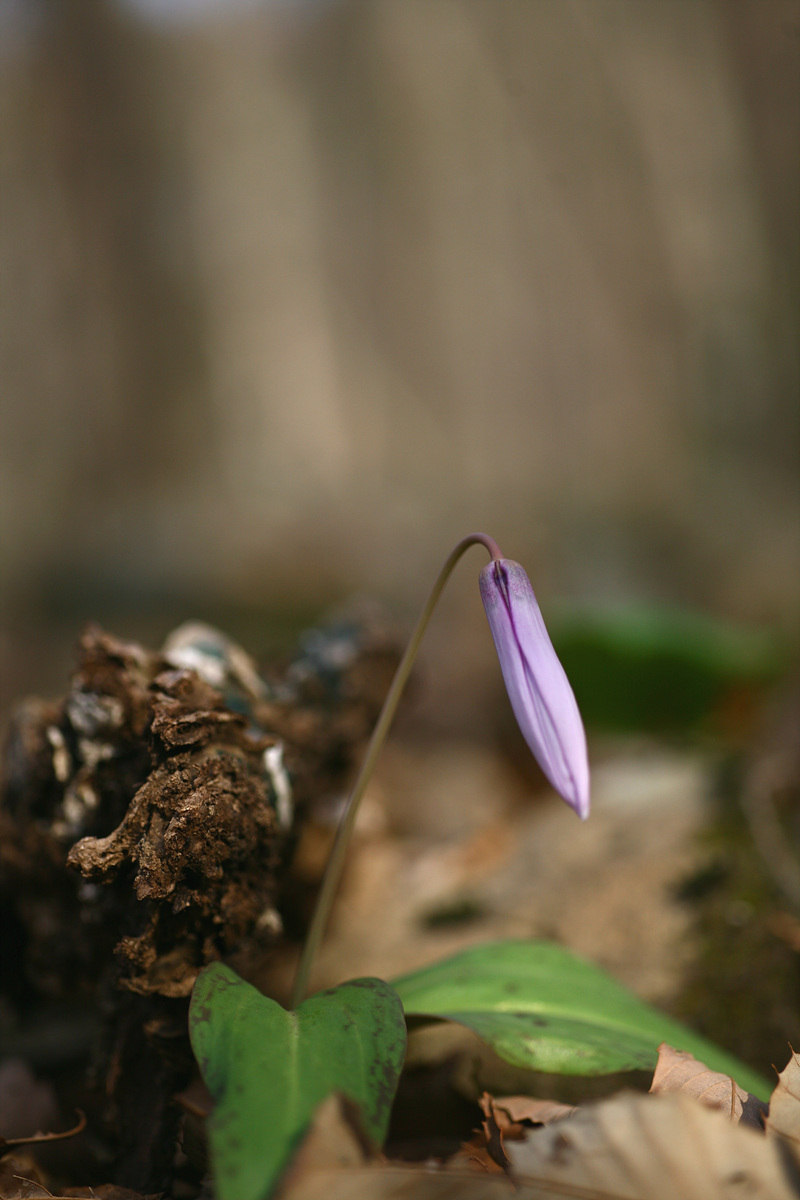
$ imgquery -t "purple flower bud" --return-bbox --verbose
[479,558,590,819]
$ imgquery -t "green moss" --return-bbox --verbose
[671,758,800,1081]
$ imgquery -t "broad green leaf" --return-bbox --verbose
[189,965,407,1200]
[392,940,771,1099]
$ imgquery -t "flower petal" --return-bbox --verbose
[479,559,590,818]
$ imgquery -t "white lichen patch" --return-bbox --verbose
[46,726,72,783]
[264,741,293,830]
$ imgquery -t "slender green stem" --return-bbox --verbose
[289,532,501,1007]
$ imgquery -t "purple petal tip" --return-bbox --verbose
[479,558,590,819]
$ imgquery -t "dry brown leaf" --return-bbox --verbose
[494,1096,577,1127]
[454,1092,577,1177]
[477,1094,511,1173]
[509,1089,797,1200]
[453,1142,507,1177]
[275,1093,377,1199]
[0,1154,155,1200]
[278,1089,798,1200]
[279,1093,515,1197]
[0,1154,50,1200]
[62,1186,160,1199]
[649,1043,766,1128]
[279,1165,518,1199]
[765,1049,800,1152]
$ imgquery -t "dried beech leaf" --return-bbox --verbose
[766,1050,800,1152]
[459,1092,576,1177]
[0,1154,50,1200]
[279,1165,519,1199]
[279,1095,513,1197]
[477,1094,511,1172]
[62,1188,158,1199]
[277,1091,799,1200]
[509,1089,797,1200]
[453,1092,574,1178]
[494,1096,576,1127]
[275,1092,374,1197]
[650,1043,766,1128]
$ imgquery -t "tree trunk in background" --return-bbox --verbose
[1,0,797,720]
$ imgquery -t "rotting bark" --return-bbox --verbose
[0,610,399,1193]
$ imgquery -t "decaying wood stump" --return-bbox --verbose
[0,612,399,1191]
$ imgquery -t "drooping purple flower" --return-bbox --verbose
[479,558,590,819]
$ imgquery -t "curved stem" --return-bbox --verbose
[289,532,501,1007]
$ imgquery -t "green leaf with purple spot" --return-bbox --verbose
[189,965,406,1200]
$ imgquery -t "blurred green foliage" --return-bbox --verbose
[550,606,785,735]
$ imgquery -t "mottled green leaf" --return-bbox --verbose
[189,965,406,1200]
[392,940,770,1099]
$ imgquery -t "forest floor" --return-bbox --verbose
[1,614,798,1199]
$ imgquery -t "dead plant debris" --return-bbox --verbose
[0,614,399,1195]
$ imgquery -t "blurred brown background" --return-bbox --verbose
[1,0,798,719]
